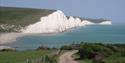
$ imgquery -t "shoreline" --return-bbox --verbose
[0,32,64,45]
[0,33,25,45]
[0,33,125,45]
[0,27,78,45]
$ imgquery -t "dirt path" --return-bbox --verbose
[59,50,79,63]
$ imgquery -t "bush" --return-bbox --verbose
[36,46,50,50]
[60,45,73,50]
[0,48,16,52]
[78,43,113,59]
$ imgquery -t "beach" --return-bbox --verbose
[0,33,24,44]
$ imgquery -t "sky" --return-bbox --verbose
[0,0,125,24]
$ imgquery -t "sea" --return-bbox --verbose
[4,24,125,50]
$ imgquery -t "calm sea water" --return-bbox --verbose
[5,24,125,50]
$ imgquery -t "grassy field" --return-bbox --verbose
[0,50,52,63]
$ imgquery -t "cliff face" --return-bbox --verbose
[99,21,112,24]
[0,7,111,33]
[22,10,111,33]
[22,10,82,33]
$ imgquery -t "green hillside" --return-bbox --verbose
[0,7,55,32]
[0,7,55,26]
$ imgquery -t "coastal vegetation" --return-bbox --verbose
[0,50,58,63]
[75,43,125,63]
[0,42,125,63]
[59,42,125,63]
[0,46,59,63]
[0,50,48,63]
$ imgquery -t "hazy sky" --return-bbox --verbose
[0,0,125,23]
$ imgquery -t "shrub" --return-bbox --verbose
[78,43,113,59]
[0,48,16,52]
[60,45,73,50]
[36,46,50,50]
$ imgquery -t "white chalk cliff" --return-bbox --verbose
[22,10,111,33]
[99,21,112,25]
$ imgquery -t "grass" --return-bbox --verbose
[63,43,125,63]
[60,43,125,63]
[79,53,125,63]
[104,53,125,63]
[0,7,55,27]
[79,59,92,63]
[0,50,51,63]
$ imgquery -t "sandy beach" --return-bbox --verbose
[0,33,24,44]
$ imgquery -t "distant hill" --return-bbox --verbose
[80,18,110,23]
[67,16,110,23]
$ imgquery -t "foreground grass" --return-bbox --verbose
[77,43,125,63]
[79,59,92,63]
[104,53,125,63]
[79,54,125,63]
[0,50,51,63]
[60,43,125,63]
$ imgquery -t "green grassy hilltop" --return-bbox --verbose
[0,7,55,26]
[0,7,55,32]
